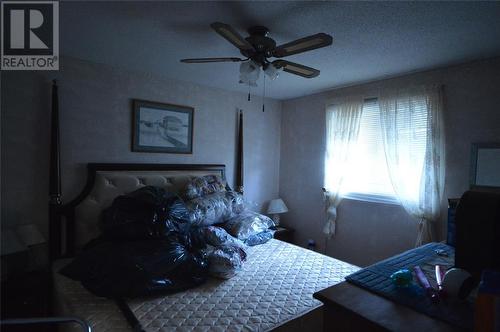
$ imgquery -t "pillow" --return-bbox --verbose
[223,211,275,241]
[187,191,244,226]
[183,175,227,200]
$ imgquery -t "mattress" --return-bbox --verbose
[53,239,359,332]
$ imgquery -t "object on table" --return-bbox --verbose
[442,268,475,300]
[390,269,413,288]
[435,249,449,257]
[435,265,445,292]
[414,265,439,302]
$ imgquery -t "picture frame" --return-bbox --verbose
[132,99,194,154]
[470,142,500,189]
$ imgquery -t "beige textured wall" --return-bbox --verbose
[1,57,282,236]
[279,57,500,266]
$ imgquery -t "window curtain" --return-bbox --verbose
[323,98,364,237]
[378,86,445,247]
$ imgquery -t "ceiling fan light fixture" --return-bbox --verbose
[239,60,260,87]
[264,63,281,81]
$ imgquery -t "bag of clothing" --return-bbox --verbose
[206,244,247,279]
[187,191,245,226]
[61,187,210,298]
[101,186,191,240]
[196,225,246,248]
[60,235,208,298]
[223,211,275,241]
[244,229,275,246]
[182,175,227,200]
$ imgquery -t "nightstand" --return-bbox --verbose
[1,269,50,332]
[272,226,295,244]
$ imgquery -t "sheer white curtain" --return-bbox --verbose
[323,98,364,237]
[378,86,445,247]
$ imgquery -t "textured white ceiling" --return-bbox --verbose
[60,1,500,100]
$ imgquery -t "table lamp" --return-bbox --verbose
[17,224,45,247]
[17,223,46,270]
[1,230,28,279]
[267,198,288,226]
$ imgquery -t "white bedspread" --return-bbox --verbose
[53,239,359,332]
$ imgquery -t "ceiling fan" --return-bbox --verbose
[180,22,333,82]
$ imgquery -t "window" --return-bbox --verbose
[340,99,395,201]
[324,87,444,244]
[326,97,429,204]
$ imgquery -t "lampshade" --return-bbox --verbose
[17,224,45,246]
[239,60,260,87]
[264,63,281,81]
[267,198,288,214]
[1,230,28,256]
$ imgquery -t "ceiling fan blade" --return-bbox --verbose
[210,22,255,53]
[180,57,245,63]
[273,33,333,58]
[272,60,320,78]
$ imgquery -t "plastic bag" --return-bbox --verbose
[226,191,246,215]
[223,211,275,240]
[206,245,247,279]
[244,229,275,246]
[197,225,246,248]
[59,235,208,298]
[101,186,191,240]
[182,175,227,200]
[187,191,245,226]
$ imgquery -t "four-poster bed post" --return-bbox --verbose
[236,109,244,194]
[49,80,62,261]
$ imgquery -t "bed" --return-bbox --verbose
[47,82,359,331]
[53,239,357,332]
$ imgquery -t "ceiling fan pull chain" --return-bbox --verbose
[248,84,251,101]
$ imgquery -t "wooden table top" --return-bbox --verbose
[314,281,464,332]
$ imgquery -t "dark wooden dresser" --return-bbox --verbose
[314,281,462,332]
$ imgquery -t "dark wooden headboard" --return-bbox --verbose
[48,81,245,260]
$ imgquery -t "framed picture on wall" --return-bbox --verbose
[132,99,194,153]
[470,142,500,189]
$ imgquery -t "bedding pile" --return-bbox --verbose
[60,175,275,299]
[223,211,275,246]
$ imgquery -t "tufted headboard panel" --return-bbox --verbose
[54,164,226,258]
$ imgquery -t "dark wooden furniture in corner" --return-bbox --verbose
[272,226,295,244]
[447,198,460,246]
[1,269,50,332]
[314,281,462,332]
